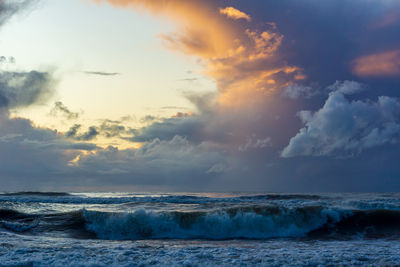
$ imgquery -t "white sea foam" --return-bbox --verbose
[0,231,399,266]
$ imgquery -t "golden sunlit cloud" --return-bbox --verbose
[92,0,303,107]
[219,6,251,22]
[353,49,400,77]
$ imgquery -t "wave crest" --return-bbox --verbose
[83,206,345,240]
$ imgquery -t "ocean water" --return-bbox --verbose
[0,192,399,266]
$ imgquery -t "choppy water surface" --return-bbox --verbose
[0,192,399,266]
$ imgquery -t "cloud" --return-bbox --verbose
[3,0,400,191]
[352,49,400,77]
[219,7,251,22]
[80,126,100,141]
[129,89,301,153]
[50,101,80,120]
[98,120,127,138]
[65,119,132,141]
[83,71,120,76]
[0,0,229,191]
[131,115,204,143]
[139,115,160,124]
[221,0,400,89]
[0,71,55,109]
[238,137,271,152]
[160,106,189,111]
[0,0,34,27]
[282,81,400,157]
[65,124,81,138]
[65,124,100,141]
[84,0,400,192]
[93,0,303,107]
[129,92,233,145]
[326,80,364,95]
[283,84,317,99]
[0,111,98,182]
[0,56,15,64]
[177,78,198,82]
[73,135,227,189]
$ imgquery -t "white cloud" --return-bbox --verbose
[326,80,364,95]
[282,82,400,157]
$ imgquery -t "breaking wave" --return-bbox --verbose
[2,206,400,240]
[83,206,345,240]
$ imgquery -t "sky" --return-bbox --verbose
[0,0,400,192]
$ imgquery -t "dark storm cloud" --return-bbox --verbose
[74,135,227,189]
[131,116,205,142]
[0,112,98,179]
[131,90,299,149]
[230,0,400,93]
[131,92,223,143]
[0,71,55,109]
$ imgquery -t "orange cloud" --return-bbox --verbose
[352,49,400,77]
[92,0,237,58]
[92,0,303,107]
[219,7,251,22]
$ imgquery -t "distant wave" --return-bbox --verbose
[239,194,323,200]
[0,193,325,205]
[1,192,71,197]
[1,206,400,240]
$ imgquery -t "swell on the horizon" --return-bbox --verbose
[0,192,71,197]
[0,193,327,205]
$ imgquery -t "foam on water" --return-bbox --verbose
[0,231,399,266]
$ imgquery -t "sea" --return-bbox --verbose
[0,192,399,266]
